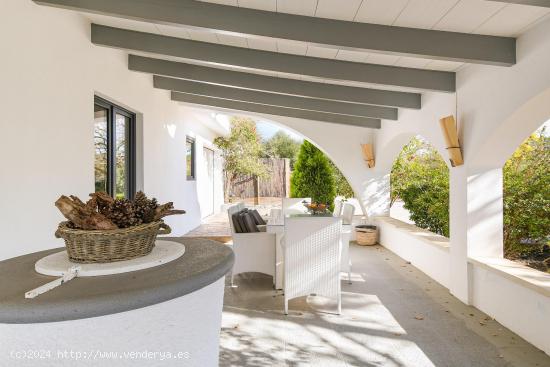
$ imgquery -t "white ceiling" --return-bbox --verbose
[84,0,550,91]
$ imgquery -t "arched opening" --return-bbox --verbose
[214,115,355,210]
[502,120,549,273]
[390,135,450,237]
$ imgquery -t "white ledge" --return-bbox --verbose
[469,257,550,298]
[376,216,450,250]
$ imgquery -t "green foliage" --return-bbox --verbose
[329,161,355,198]
[262,130,354,199]
[391,131,549,272]
[290,140,336,206]
[262,131,301,168]
[503,129,550,263]
[391,137,450,237]
[214,117,268,200]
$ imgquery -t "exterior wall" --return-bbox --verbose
[0,0,224,261]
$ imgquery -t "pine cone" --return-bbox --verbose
[133,191,158,223]
[102,198,142,228]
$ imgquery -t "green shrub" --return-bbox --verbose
[290,140,336,206]
[391,137,449,237]
[503,130,550,262]
[391,131,549,273]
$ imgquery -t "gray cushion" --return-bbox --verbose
[249,209,266,225]
[237,212,248,233]
[231,213,244,233]
[240,212,260,233]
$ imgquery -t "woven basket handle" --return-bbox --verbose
[157,223,171,236]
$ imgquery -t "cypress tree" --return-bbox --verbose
[290,140,336,207]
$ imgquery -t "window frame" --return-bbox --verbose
[94,96,136,199]
[186,136,196,181]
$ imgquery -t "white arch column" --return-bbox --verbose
[360,173,391,218]
[449,166,504,303]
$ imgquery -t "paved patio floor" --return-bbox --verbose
[220,244,550,367]
[184,199,282,243]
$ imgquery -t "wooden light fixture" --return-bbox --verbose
[439,115,463,167]
[361,144,375,168]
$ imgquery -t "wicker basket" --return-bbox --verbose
[355,225,377,246]
[55,221,171,263]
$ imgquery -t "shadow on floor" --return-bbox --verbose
[220,245,550,367]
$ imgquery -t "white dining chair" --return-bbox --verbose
[282,216,342,315]
[282,197,311,215]
[341,202,355,284]
[227,203,276,286]
[333,198,343,217]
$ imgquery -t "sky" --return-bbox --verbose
[256,121,304,141]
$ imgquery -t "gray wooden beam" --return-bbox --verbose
[34,0,516,65]
[91,24,455,92]
[171,92,381,129]
[130,55,421,109]
[155,76,398,120]
[486,0,550,7]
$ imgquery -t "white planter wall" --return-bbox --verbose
[470,262,550,356]
[0,0,225,261]
[376,217,550,356]
[377,217,451,289]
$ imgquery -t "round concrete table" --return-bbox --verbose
[0,237,234,367]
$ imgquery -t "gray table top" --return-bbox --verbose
[0,237,234,324]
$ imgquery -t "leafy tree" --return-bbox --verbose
[391,137,450,236]
[214,117,268,201]
[503,129,550,264]
[290,140,336,206]
[262,131,301,168]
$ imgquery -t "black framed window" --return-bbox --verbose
[94,96,136,199]
[186,136,196,180]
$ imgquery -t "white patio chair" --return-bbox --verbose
[227,203,276,287]
[282,197,311,215]
[333,198,343,217]
[341,202,356,284]
[282,216,342,315]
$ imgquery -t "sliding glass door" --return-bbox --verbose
[94,97,136,199]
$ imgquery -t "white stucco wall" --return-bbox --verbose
[370,17,550,355]
[0,278,226,367]
[0,0,224,261]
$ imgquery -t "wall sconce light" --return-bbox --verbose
[361,144,375,168]
[439,115,463,167]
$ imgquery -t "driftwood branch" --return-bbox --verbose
[55,192,185,230]
[55,195,118,230]
[153,202,186,221]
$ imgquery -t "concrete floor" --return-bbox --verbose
[220,244,550,367]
